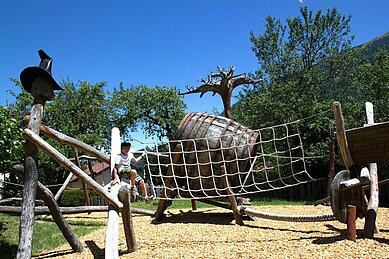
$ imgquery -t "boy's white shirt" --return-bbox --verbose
[115,151,134,172]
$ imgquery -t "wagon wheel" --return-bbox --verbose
[330,170,365,223]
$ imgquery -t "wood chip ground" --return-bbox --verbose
[33,205,389,258]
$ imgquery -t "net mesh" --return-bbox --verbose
[138,113,316,200]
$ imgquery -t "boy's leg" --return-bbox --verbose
[138,179,147,197]
[136,177,153,203]
[130,169,137,186]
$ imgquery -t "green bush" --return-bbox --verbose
[59,190,85,207]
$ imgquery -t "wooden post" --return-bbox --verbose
[222,166,244,225]
[17,157,39,258]
[191,200,197,211]
[119,186,137,252]
[74,149,91,206]
[17,78,52,259]
[363,102,379,238]
[332,101,354,169]
[105,127,122,258]
[346,205,357,242]
[105,183,120,259]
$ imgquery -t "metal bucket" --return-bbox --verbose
[170,112,258,197]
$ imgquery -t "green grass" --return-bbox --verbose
[0,214,104,258]
[132,197,310,210]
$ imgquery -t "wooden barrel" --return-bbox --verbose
[170,112,258,197]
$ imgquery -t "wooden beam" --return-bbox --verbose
[23,129,123,209]
[332,101,354,169]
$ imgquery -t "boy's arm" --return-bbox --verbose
[132,151,146,163]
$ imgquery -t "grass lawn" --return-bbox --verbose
[0,213,104,258]
[0,197,308,257]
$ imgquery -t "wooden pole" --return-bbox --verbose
[17,78,52,258]
[105,127,121,258]
[119,186,138,252]
[105,183,120,259]
[346,205,357,242]
[363,102,380,238]
[332,101,354,169]
[54,171,73,201]
[36,181,84,251]
[17,157,39,258]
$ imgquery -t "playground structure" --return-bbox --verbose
[3,50,389,258]
[5,50,156,259]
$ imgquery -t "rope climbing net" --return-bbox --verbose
[139,114,318,200]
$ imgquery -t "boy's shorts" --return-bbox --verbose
[119,165,143,183]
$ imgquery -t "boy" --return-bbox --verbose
[111,142,153,203]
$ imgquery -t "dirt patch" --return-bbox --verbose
[34,205,389,258]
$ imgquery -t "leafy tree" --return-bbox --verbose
[44,79,113,150]
[0,106,25,197]
[111,84,186,141]
[234,7,361,177]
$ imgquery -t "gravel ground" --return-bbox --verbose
[34,205,389,258]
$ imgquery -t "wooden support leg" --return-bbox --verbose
[154,189,172,221]
[119,186,137,253]
[222,167,243,226]
[155,144,182,221]
[191,200,197,211]
[346,205,356,242]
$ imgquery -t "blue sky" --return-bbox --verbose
[1,0,388,147]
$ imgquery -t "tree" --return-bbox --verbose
[234,7,360,177]
[110,84,186,141]
[0,106,25,197]
[181,66,258,119]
